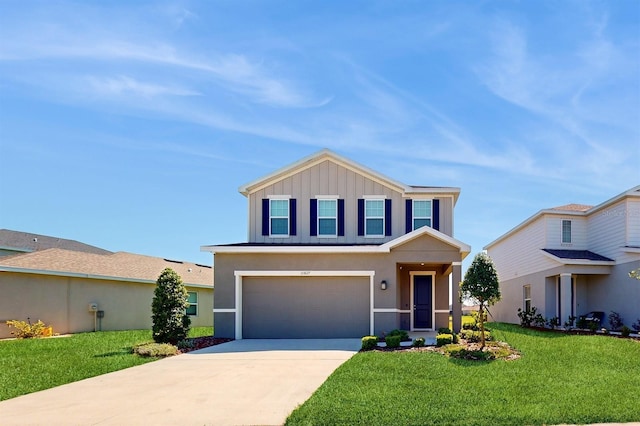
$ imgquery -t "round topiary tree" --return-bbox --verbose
[152,268,191,344]
[460,252,501,350]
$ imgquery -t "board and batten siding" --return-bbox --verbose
[588,199,632,263]
[247,160,453,243]
[545,216,588,250]
[488,216,557,282]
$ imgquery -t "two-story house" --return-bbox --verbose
[202,149,470,339]
[485,186,640,327]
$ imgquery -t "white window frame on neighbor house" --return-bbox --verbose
[317,197,338,238]
[365,198,385,237]
[186,291,198,316]
[523,285,531,312]
[413,199,432,230]
[562,220,572,244]
[270,198,290,237]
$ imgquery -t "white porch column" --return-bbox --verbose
[559,273,572,323]
[452,262,462,333]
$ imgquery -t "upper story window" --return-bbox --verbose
[413,200,432,230]
[270,199,290,236]
[562,220,572,244]
[318,199,337,237]
[365,199,385,237]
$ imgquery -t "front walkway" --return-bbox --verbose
[0,339,361,426]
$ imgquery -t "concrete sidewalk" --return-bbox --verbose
[0,339,360,426]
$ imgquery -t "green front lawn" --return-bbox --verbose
[287,323,640,425]
[0,327,213,401]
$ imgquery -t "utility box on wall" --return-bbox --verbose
[88,303,98,312]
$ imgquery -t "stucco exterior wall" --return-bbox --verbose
[0,272,213,339]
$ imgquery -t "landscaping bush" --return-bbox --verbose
[608,311,623,331]
[385,335,401,348]
[132,342,178,357]
[386,329,410,341]
[517,307,538,327]
[152,268,191,344]
[412,337,426,347]
[6,319,50,339]
[436,334,453,347]
[437,327,452,334]
[621,325,631,337]
[546,317,560,329]
[361,336,378,351]
[460,329,492,343]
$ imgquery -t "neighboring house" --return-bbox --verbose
[0,239,213,339]
[0,229,113,257]
[485,186,640,327]
[201,149,470,339]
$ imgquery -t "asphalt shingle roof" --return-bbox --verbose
[0,229,112,255]
[542,249,614,262]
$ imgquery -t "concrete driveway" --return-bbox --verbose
[0,339,360,426]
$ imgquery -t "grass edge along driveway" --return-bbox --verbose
[286,323,640,426]
[0,327,213,401]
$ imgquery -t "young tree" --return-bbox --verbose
[460,252,501,349]
[630,268,640,280]
[152,268,191,344]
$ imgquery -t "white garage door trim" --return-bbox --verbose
[231,270,375,339]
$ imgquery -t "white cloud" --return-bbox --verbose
[86,75,200,98]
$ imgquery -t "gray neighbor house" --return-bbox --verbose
[485,186,640,328]
[202,149,471,339]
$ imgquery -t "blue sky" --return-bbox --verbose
[1,0,639,268]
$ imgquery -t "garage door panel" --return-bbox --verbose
[243,277,369,338]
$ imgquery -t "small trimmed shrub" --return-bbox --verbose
[532,314,546,328]
[438,327,452,334]
[6,319,50,339]
[387,329,410,341]
[460,329,492,343]
[546,317,560,329]
[385,335,402,348]
[412,337,425,347]
[436,334,453,347]
[361,336,378,351]
[608,311,623,331]
[517,307,538,327]
[564,315,576,329]
[621,326,631,337]
[132,342,178,357]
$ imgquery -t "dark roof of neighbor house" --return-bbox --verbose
[0,229,112,255]
[0,249,213,287]
[542,249,614,262]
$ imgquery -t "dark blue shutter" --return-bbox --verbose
[357,199,365,236]
[310,199,317,236]
[385,199,392,236]
[433,199,440,231]
[262,199,269,236]
[338,199,345,236]
[289,199,297,236]
[405,199,413,233]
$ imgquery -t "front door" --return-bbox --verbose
[413,274,433,329]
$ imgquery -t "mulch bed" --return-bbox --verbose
[178,336,233,354]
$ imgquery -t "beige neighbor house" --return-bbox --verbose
[0,230,213,339]
[201,149,471,339]
[485,186,640,327]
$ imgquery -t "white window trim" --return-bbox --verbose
[523,285,531,312]
[187,291,198,316]
[413,199,432,231]
[317,198,338,238]
[269,198,290,238]
[561,219,572,244]
[365,198,385,238]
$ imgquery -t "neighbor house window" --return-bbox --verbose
[186,291,198,316]
[523,285,531,312]
[270,199,289,236]
[413,200,432,230]
[562,220,572,244]
[318,199,337,237]
[365,199,384,236]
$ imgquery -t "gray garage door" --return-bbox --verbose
[242,276,370,338]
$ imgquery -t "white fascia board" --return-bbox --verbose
[201,244,384,254]
[381,227,471,257]
[622,246,640,253]
[0,266,212,288]
[239,149,407,196]
[587,185,640,215]
[540,250,616,266]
